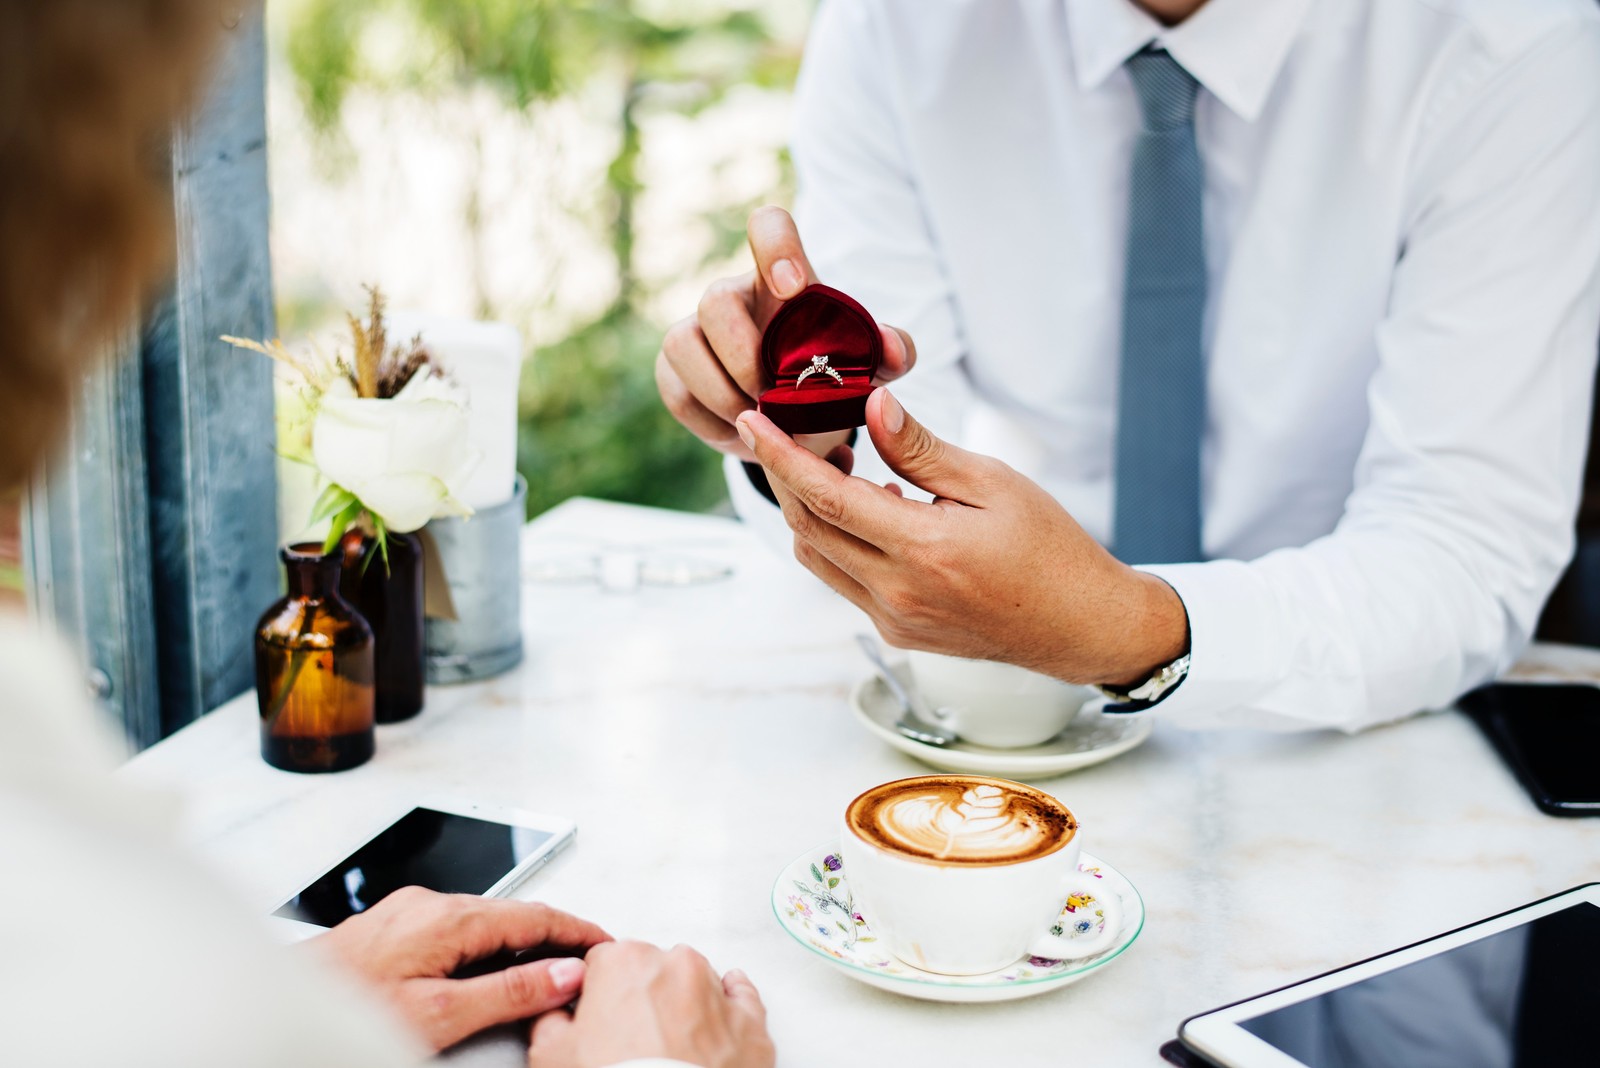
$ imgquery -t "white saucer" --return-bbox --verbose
[771,840,1143,1003]
[849,673,1153,781]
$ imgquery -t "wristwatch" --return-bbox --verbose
[1096,652,1191,712]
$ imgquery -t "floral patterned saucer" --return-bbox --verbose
[771,841,1144,1003]
[850,673,1153,781]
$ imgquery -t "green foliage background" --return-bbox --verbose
[275,0,803,516]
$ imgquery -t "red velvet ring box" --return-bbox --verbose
[757,283,881,435]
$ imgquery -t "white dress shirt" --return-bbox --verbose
[727,0,1600,731]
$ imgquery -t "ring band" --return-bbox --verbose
[795,353,844,389]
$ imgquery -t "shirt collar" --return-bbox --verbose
[1065,0,1317,122]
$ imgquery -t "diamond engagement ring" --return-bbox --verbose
[794,353,844,389]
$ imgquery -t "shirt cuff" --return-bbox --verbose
[1134,560,1288,730]
[741,461,780,507]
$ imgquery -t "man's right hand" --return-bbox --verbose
[525,942,774,1068]
[656,205,917,464]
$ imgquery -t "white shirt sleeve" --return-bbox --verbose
[0,619,732,1068]
[726,0,974,547]
[0,618,430,1068]
[1144,27,1600,731]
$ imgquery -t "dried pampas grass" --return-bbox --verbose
[345,285,433,399]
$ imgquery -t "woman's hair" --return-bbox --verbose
[0,0,221,490]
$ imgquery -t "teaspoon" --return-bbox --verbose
[854,635,959,747]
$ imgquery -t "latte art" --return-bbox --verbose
[847,775,1075,865]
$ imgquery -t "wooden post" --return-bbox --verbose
[140,4,279,737]
[27,6,278,746]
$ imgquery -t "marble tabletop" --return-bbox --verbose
[122,497,1600,1067]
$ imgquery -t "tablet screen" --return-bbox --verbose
[274,807,555,927]
[1239,902,1600,1066]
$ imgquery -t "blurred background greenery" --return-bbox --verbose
[0,488,21,608]
[267,0,810,517]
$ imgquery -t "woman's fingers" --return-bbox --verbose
[417,957,587,1051]
[525,1009,578,1068]
[447,897,612,960]
[722,969,767,1021]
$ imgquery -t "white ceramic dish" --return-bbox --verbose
[771,839,1144,1003]
[849,673,1153,781]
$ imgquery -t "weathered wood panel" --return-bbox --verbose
[141,6,279,737]
[26,336,161,752]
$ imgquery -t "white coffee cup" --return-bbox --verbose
[905,649,1095,748]
[839,775,1122,975]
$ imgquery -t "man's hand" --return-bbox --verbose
[526,942,775,1068]
[735,388,1189,687]
[656,205,916,463]
[311,888,612,1052]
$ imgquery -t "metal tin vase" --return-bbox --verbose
[423,474,525,684]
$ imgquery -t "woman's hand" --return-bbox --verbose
[311,887,611,1052]
[526,941,774,1068]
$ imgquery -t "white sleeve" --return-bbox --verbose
[1143,27,1600,732]
[0,623,429,1068]
[727,0,973,549]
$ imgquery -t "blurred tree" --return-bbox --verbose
[281,0,802,516]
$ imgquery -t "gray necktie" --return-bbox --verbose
[1112,48,1206,565]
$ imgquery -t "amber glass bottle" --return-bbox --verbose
[255,543,376,772]
[340,529,424,723]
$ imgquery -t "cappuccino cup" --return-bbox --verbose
[905,650,1095,748]
[840,774,1122,975]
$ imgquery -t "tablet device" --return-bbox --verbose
[271,799,575,930]
[1177,883,1600,1067]
[1458,683,1600,817]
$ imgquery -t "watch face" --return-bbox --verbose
[1148,654,1191,696]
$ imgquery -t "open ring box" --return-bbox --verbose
[757,283,882,435]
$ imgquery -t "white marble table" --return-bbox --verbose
[123,497,1600,1066]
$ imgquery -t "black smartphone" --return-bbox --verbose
[1458,683,1600,817]
[270,803,574,930]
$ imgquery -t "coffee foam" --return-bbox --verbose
[846,776,1076,866]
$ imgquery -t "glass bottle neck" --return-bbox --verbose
[282,544,342,599]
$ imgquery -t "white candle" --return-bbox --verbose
[387,311,523,511]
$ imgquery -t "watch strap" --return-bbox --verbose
[1097,652,1191,713]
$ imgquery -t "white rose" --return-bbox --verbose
[311,373,481,533]
[276,372,352,466]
